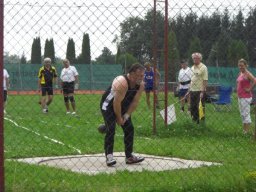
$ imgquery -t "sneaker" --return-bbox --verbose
[126,154,145,164]
[106,154,116,166]
[71,112,76,115]
[66,111,71,114]
[44,105,48,112]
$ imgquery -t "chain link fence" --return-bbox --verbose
[2,0,256,191]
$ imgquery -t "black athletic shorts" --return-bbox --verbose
[4,90,7,102]
[41,85,53,96]
[62,82,75,95]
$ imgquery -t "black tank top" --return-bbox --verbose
[100,75,140,114]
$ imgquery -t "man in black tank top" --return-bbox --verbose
[99,63,145,166]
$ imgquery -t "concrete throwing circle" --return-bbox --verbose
[15,152,221,175]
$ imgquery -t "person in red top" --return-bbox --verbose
[236,58,256,134]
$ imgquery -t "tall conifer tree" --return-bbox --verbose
[44,38,55,63]
[31,37,42,64]
[20,52,27,64]
[44,39,50,59]
[66,38,76,64]
[78,33,91,64]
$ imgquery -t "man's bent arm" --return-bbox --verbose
[202,80,208,92]
[126,83,144,116]
[112,76,127,125]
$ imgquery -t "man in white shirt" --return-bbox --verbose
[3,68,10,114]
[178,60,192,113]
[60,59,79,115]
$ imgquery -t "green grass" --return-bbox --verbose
[4,93,256,191]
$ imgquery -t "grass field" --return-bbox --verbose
[4,92,256,191]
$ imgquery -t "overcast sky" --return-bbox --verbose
[4,0,256,61]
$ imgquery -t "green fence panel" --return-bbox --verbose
[5,64,122,91]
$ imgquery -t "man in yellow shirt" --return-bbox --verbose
[189,52,208,124]
[38,58,58,113]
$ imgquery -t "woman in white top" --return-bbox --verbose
[178,60,192,113]
[60,59,79,114]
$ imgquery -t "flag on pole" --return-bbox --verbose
[160,104,177,125]
[199,99,204,120]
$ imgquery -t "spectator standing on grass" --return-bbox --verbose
[144,62,160,109]
[188,52,208,124]
[236,58,256,134]
[99,63,145,166]
[178,59,192,113]
[60,59,79,115]
[3,68,10,114]
[38,58,58,113]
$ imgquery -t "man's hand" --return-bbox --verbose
[244,87,251,93]
[184,91,190,99]
[122,113,130,124]
[116,117,125,126]
[75,83,79,90]
[200,92,204,99]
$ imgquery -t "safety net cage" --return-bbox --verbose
[1,0,256,191]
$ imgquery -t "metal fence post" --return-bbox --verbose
[0,0,4,190]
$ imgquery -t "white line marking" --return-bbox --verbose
[4,117,81,154]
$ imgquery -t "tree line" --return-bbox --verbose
[117,8,256,80]
[4,7,256,79]
[119,8,256,65]
[30,33,91,64]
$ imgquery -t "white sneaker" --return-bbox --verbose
[71,112,76,115]
[106,154,116,166]
[66,111,71,114]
